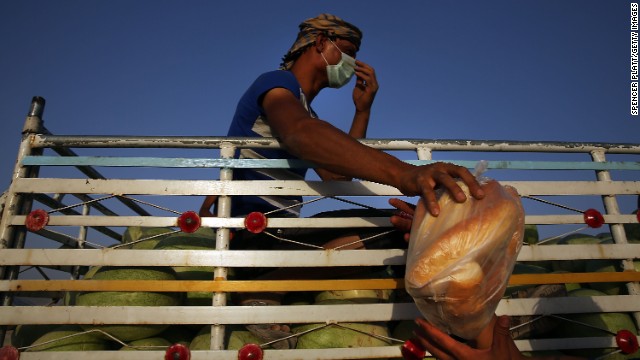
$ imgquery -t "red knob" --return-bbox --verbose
[165,343,190,360]
[401,339,426,360]
[636,210,640,223]
[244,212,268,234]
[177,211,201,233]
[583,208,604,228]
[25,209,49,232]
[616,329,639,355]
[0,345,19,360]
[238,343,263,360]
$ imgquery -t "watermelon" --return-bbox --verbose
[11,324,60,348]
[551,234,603,273]
[121,226,175,249]
[523,224,539,245]
[153,233,232,306]
[314,289,392,304]
[64,265,101,306]
[293,322,391,349]
[120,337,172,351]
[189,326,210,350]
[76,266,182,341]
[552,288,638,359]
[585,259,624,295]
[26,325,112,352]
[227,330,264,350]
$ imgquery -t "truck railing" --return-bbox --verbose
[0,97,639,359]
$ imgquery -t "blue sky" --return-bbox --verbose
[1,1,638,230]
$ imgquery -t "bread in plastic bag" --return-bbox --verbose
[405,176,524,340]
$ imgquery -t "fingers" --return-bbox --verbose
[491,316,521,356]
[354,60,378,91]
[388,198,416,216]
[413,318,457,360]
[388,199,414,240]
[416,162,484,216]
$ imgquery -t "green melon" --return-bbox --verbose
[76,266,182,341]
[552,288,638,359]
[585,259,623,295]
[120,337,172,351]
[64,265,102,306]
[121,226,175,249]
[25,325,112,352]
[227,330,263,350]
[153,233,236,306]
[523,224,539,245]
[293,322,391,349]
[11,324,60,348]
[189,326,210,350]
[153,234,217,279]
[549,271,581,292]
[314,289,392,304]
[551,234,603,273]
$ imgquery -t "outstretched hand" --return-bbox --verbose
[389,198,415,242]
[399,162,484,216]
[412,316,525,360]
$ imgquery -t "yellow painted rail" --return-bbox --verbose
[2,272,640,293]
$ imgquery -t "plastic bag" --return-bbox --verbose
[405,168,524,340]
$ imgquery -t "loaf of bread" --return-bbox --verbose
[405,179,524,339]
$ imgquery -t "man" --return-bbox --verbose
[200,13,485,350]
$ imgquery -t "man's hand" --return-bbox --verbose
[389,198,415,242]
[399,162,484,216]
[413,316,525,360]
[352,59,378,113]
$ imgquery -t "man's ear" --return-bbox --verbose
[314,33,327,52]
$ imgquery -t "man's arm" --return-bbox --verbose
[314,59,378,181]
[262,88,484,215]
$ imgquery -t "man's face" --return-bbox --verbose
[325,38,357,65]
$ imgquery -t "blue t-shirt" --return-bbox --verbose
[227,70,315,217]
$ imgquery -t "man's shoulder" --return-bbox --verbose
[253,70,299,92]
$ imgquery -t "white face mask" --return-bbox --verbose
[321,39,356,88]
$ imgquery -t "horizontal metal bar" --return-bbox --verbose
[1,296,639,326]
[0,249,407,267]
[21,155,640,171]
[11,215,394,228]
[0,245,638,268]
[11,178,640,197]
[0,279,403,292]
[29,135,640,153]
[9,214,640,229]
[14,348,407,360]
[12,337,640,360]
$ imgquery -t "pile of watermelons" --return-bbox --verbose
[10,222,640,358]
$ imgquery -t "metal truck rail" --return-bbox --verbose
[0,97,639,359]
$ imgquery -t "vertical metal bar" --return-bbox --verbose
[71,204,89,281]
[416,146,433,161]
[209,142,235,350]
[0,96,46,343]
[590,150,640,329]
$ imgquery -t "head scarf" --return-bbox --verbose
[279,13,363,70]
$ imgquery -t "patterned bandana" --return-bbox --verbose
[279,13,363,70]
